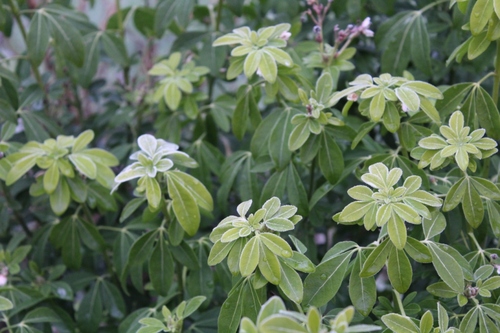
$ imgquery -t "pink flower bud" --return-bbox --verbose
[0,275,7,286]
[347,92,359,101]
[280,31,291,41]
[402,103,409,112]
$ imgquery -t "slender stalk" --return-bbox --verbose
[393,290,406,316]
[215,0,224,32]
[7,0,45,96]
[114,0,129,85]
[308,156,317,200]
[0,181,32,237]
[176,262,185,304]
[419,0,449,14]
[396,128,409,158]
[493,40,500,106]
[115,0,124,38]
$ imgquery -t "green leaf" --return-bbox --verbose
[154,0,177,36]
[167,175,200,236]
[233,85,258,140]
[50,178,71,215]
[360,238,393,278]
[422,211,447,240]
[427,242,464,292]
[387,214,407,249]
[76,283,103,332]
[404,237,432,263]
[351,122,376,149]
[79,32,100,87]
[27,12,49,66]
[169,241,200,270]
[183,296,207,318]
[133,7,155,37]
[470,0,494,35]
[380,15,413,75]
[420,311,433,333]
[69,153,97,179]
[218,279,246,333]
[471,177,500,200]
[288,120,310,151]
[102,31,129,66]
[149,239,174,296]
[316,72,334,104]
[437,303,449,331]
[410,16,431,76]
[459,307,479,333]
[278,260,303,303]
[269,108,294,170]
[24,307,61,323]
[387,248,412,293]
[258,243,281,285]
[419,98,441,124]
[382,102,400,133]
[259,315,308,333]
[318,132,344,184]
[349,252,376,316]
[167,171,213,211]
[475,86,500,140]
[426,281,458,298]
[482,276,500,290]
[128,230,157,267]
[462,179,484,228]
[382,313,419,333]
[396,87,420,112]
[45,14,85,67]
[435,83,473,118]
[303,250,353,307]
[0,296,13,311]
[468,31,491,59]
[281,251,315,273]
[260,233,292,257]
[240,237,260,277]
[43,163,59,194]
[370,92,386,121]
[258,50,278,83]
[5,153,38,185]
[486,200,500,237]
[443,177,467,212]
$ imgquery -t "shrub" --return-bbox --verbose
[0,0,499,332]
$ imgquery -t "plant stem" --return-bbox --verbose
[419,0,449,14]
[115,0,124,38]
[215,0,224,32]
[0,181,32,237]
[393,289,406,316]
[114,0,129,85]
[7,0,45,97]
[176,262,184,303]
[493,40,500,106]
[308,156,317,200]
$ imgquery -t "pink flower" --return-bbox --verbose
[402,103,409,112]
[358,17,374,37]
[347,92,359,102]
[280,31,291,41]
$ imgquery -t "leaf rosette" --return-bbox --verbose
[329,73,443,132]
[213,24,293,83]
[412,111,498,172]
[149,52,209,111]
[114,134,212,235]
[334,162,442,249]
[208,197,313,293]
[2,130,118,215]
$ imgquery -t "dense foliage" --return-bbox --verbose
[0,0,500,332]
